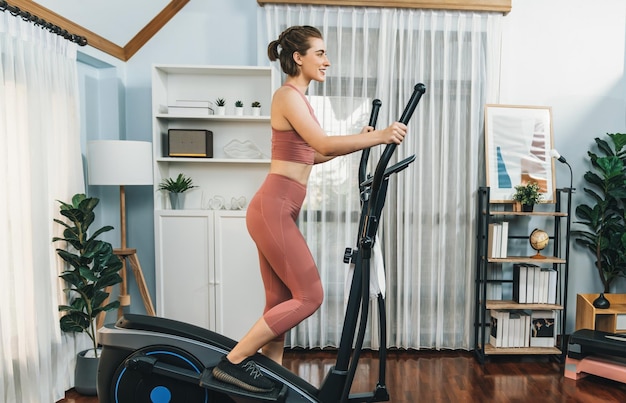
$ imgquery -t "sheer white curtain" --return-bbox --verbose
[0,13,86,403]
[261,5,501,350]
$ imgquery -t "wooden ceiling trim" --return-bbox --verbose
[257,0,511,14]
[10,0,189,61]
[123,0,189,61]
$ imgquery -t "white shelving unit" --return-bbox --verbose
[151,64,273,340]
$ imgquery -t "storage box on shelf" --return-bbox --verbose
[473,187,572,363]
[576,293,626,334]
[152,65,273,339]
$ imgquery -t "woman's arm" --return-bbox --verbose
[273,88,407,158]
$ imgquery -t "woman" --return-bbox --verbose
[212,25,407,393]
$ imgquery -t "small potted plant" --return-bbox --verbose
[512,181,543,212]
[215,98,226,115]
[158,173,197,209]
[251,101,261,116]
[54,193,123,395]
[234,100,244,116]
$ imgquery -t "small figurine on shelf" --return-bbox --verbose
[234,100,244,116]
[251,101,261,116]
[512,181,542,212]
[215,98,226,115]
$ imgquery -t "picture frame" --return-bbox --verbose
[484,104,556,203]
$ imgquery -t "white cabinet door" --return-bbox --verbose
[213,211,265,341]
[155,212,213,329]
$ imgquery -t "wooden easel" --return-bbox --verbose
[97,248,155,329]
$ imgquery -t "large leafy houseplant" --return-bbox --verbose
[573,133,626,293]
[53,193,123,357]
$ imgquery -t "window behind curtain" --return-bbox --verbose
[260,6,502,349]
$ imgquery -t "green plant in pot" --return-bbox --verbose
[573,133,626,296]
[215,98,226,115]
[512,181,543,211]
[158,173,197,209]
[53,193,123,395]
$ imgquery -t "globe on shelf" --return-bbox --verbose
[529,228,549,259]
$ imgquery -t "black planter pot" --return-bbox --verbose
[74,349,100,396]
[522,204,534,212]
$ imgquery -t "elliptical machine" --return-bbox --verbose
[96,83,426,403]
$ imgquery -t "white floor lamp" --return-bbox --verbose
[87,140,156,327]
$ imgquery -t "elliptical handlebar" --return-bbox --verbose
[359,99,383,186]
[369,83,426,211]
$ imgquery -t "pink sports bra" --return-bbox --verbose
[271,84,318,165]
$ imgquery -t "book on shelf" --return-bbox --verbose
[490,309,531,348]
[546,268,557,304]
[522,311,531,347]
[531,266,543,303]
[508,311,521,348]
[487,222,509,258]
[512,264,558,304]
[500,221,509,258]
[530,310,556,347]
[512,264,527,303]
[490,310,508,348]
[488,223,500,258]
[526,264,536,303]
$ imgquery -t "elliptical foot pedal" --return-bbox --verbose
[201,370,287,402]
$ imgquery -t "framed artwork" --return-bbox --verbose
[484,105,555,203]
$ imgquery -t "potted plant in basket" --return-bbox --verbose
[53,193,123,395]
[512,181,543,212]
[158,173,197,209]
[573,133,626,298]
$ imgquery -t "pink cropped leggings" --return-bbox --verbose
[246,173,324,340]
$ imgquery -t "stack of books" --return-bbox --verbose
[487,222,509,258]
[490,309,556,348]
[167,100,215,116]
[512,264,557,304]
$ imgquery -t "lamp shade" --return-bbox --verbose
[88,140,153,185]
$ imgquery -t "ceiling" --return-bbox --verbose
[8,0,189,61]
[35,0,171,47]
[10,1,511,60]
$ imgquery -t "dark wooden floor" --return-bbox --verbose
[60,349,626,403]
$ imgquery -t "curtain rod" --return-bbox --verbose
[0,0,87,46]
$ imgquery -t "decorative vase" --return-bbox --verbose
[169,192,185,210]
[522,204,534,212]
[593,293,611,309]
[74,349,99,395]
[251,107,261,116]
[216,106,226,116]
[235,107,244,116]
